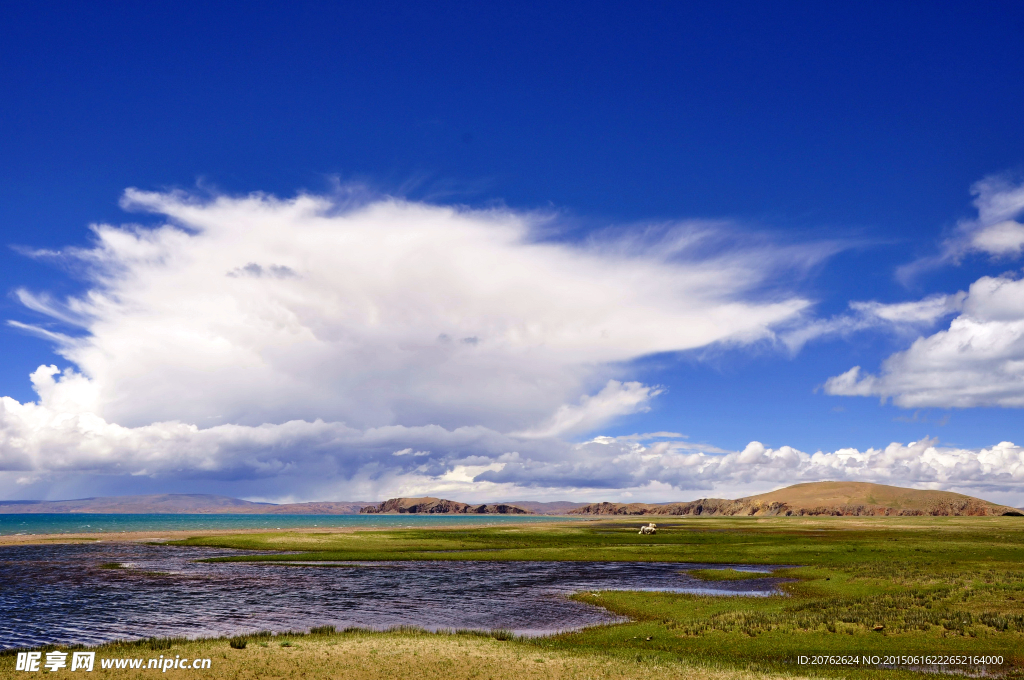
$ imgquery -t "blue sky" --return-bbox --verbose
[2,1,1024,503]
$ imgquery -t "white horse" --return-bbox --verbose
[638,523,657,535]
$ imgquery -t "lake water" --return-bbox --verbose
[0,512,577,536]
[0,542,786,649]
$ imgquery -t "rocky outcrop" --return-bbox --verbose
[359,497,532,514]
[568,499,780,516]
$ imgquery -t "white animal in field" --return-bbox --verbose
[638,523,657,535]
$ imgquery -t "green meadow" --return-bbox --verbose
[166,516,1024,678]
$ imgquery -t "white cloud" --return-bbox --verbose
[392,448,431,457]
[1,187,823,496]
[4,387,1022,503]
[513,380,661,439]
[5,187,1022,503]
[778,292,965,351]
[848,293,966,324]
[825,272,1024,408]
[972,220,1024,258]
[898,175,1024,282]
[10,188,809,435]
[834,175,1024,410]
[971,176,1024,242]
[965,176,1024,257]
[477,436,1024,504]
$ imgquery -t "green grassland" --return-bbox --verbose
[166,517,1024,678]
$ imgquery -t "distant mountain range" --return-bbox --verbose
[1,484,1017,517]
[0,493,588,515]
[0,494,374,515]
[568,482,1022,517]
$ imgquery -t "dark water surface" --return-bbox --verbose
[0,542,785,649]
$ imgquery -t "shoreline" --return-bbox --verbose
[2,514,1005,547]
[0,518,581,547]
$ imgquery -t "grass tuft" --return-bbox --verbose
[147,636,188,650]
[385,625,429,635]
[309,624,336,635]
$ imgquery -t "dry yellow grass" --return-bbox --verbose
[0,631,809,680]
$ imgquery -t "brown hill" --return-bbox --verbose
[0,494,374,515]
[744,482,1011,513]
[568,482,1020,517]
[360,497,532,514]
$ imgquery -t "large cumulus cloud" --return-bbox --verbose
[2,188,821,499]
[11,189,810,432]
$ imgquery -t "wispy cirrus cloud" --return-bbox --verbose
[777,292,966,352]
[513,381,662,439]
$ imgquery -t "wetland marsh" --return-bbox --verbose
[0,542,783,649]
[3,516,1023,679]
